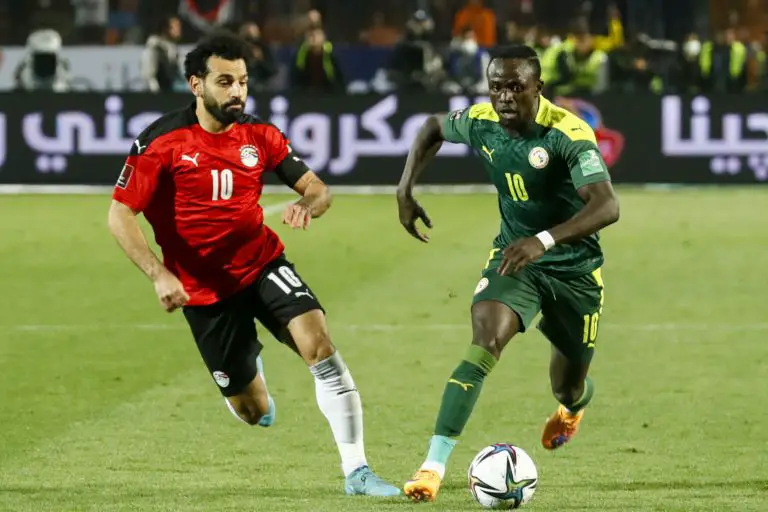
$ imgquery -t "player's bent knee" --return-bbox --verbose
[300,333,334,366]
[471,308,518,359]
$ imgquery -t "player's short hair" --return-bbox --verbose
[487,45,542,80]
[184,32,252,80]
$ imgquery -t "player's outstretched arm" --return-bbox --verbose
[107,200,189,312]
[281,171,332,230]
[396,113,448,242]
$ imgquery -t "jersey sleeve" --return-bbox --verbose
[441,107,475,145]
[111,142,167,212]
[557,132,611,189]
[262,125,291,171]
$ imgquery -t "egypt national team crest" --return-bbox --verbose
[213,371,230,388]
[240,145,259,168]
[528,147,549,169]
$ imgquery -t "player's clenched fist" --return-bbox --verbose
[282,203,312,229]
[153,271,189,312]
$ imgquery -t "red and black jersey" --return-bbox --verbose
[113,103,299,306]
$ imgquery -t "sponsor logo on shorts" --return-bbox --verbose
[474,277,489,295]
[213,371,230,388]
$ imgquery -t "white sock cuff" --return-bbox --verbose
[309,351,347,380]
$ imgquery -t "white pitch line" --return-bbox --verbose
[8,323,768,333]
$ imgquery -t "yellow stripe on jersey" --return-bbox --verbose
[535,96,597,144]
[591,267,605,313]
[468,103,500,122]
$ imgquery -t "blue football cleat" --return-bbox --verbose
[344,466,402,497]
[256,356,276,427]
[257,394,275,427]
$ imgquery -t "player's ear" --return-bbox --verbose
[189,75,202,97]
[536,79,543,93]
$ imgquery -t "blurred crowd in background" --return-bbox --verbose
[3,0,768,95]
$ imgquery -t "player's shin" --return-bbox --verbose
[309,351,368,476]
[422,345,497,478]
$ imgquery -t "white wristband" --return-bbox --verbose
[535,230,556,251]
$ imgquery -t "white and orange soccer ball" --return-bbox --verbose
[467,443,538,509]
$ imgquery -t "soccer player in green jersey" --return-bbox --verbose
[396,45,620,502]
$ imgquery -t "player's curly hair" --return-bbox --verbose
[487,45,542,80]
[184,31,252,80]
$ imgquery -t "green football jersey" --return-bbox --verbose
[442,97,611,277]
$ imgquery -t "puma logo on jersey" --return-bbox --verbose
[448,378,474,391]
[134,140,147,154]
[295,290,314,300]
[181,153,199,167]
[481,146,495,162]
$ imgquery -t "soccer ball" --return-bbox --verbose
[467,443,538,509]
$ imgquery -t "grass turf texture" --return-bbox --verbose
[0,188,766,511]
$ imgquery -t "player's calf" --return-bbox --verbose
[224,366,274,426]
[286,310,399,495]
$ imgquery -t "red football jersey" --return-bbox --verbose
[113,104,289,306]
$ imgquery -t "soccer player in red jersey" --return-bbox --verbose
[107,33,400,497]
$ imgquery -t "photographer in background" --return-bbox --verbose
[14,29,72,92]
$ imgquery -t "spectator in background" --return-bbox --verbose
[142,16,184,93]
[294,8,323,40]
[554,32,609,96]
[753,31,768,91]
[14,29,72,92]
[678,32,702,93]
[699,28,748,93]
[609,34,663,94]
[359,11,401,47]
[291,27,344,92]
[453,0,496,48]
[71,0,109,44]
[387,10,445,91]
[240,22,277,92]
[445,26,488,94]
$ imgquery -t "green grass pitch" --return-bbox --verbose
[0,187,766,511]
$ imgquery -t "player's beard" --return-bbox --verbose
[202,92,244,126]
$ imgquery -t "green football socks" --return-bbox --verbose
[421,346,497,478]
[563,377,594,414]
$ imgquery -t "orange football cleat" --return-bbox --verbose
[404,469,442,502]
[542,404,584,450]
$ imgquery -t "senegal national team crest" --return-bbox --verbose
[528,147,549,169]
[240,145,259,168]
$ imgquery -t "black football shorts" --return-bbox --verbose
[182,254,324,396]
